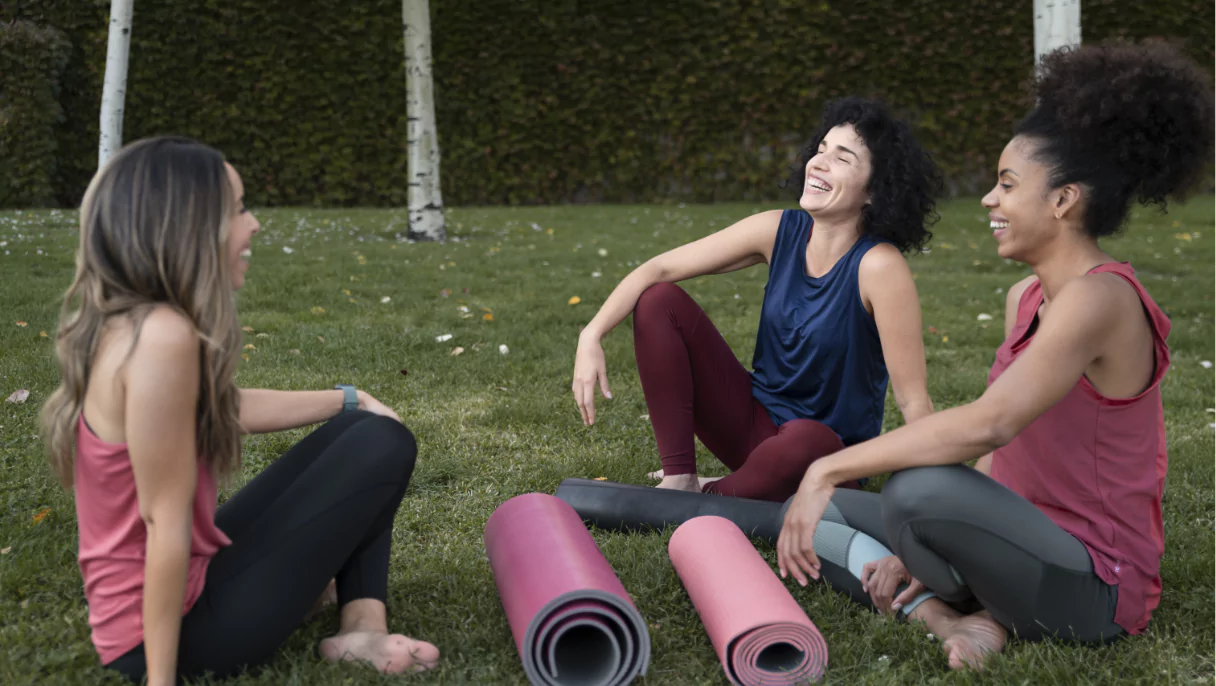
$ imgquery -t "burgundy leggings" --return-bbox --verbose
[633,283,848,502]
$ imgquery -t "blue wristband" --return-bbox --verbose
[334,384,358,413]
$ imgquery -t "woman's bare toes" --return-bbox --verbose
[941,613,1007,671]
[647,469,664,480]
[320,631,439,674]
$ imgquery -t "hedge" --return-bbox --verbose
[0,20,71,208]
[3,1,1213,208]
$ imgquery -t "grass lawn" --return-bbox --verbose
[1,198,1212,685]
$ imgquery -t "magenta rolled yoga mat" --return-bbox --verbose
[484,493,650,686]
[669,516,829,684]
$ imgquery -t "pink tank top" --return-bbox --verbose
[988,262,1170,635]
[74,415,231,664]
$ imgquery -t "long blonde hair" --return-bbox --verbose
[41,136,243,487]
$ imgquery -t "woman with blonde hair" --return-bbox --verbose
[42,136,438,683]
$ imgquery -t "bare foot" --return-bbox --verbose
[320,631,440,674]
[655,474,701,492]
[939,611,1007,671]
[305,579,337,622]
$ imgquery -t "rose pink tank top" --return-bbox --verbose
[988,262,1170,635]
[74,415,231,664]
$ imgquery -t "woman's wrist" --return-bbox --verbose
[800,459,837,494]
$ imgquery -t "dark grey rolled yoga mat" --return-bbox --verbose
[554,478,791,543]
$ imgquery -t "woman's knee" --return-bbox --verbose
[779,419,845,460]
[633,282,688,321]
[881,465,967,524]
[343,415,418,484]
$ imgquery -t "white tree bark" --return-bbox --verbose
[403,0,445,242]
[1033,0,1081,70]
[98,0,135,169]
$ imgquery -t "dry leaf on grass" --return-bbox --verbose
[450,346,465,356]
[15,321,27,327]
[593,477,608,481]
[310,306,326,315]
[39,331,47,337]
[6,389,30,404]
[241,326,255,332]
[440,288,452,298]
[436,334,453,342]
[32,508,50,524]
[483,313,494,321]
[0,547,10,555]
[568,296,581,305]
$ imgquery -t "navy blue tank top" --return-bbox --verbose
[750,210,889,446]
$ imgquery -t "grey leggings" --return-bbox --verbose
[814,465,1124,643]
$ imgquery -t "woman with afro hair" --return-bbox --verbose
[778,41,1214,670]
[571,97,944,502]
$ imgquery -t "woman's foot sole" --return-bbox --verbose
[319,631,439,674]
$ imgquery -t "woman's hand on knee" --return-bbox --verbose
[862,556,911,615]
[357,391,402,423]
[572,337,612,426]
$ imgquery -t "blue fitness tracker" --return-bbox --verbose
[334,384,358,413]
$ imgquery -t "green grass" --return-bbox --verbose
[1,199,1212,685]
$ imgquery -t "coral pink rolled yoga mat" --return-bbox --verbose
[669,516,828,684]
[484,493,650,686]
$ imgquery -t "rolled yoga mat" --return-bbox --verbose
[484,493,651,686]
[555,478,788,542]
[669,516,829,685]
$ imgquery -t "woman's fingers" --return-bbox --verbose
[861,560,877,592]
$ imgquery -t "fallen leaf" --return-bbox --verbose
[39,331,47,338]
[400,369,409,377]
[282,246,294,254]
[1201,360,1213,369]
[256,333,269,338]
[348,298,356,303]
[457,305,469,313]
[499,344,509,355]
[440,288,452,298]
[6,389,30,404]
[592,271,602,278]
[343,289,352,296]
[32,508,50,524]
[480,307,493,313]
[380,296,391,304]
[598,248,608,257]
[448,261,456,267]
[546,228,554,235]
[288,349,301,356]
[496,386,509,391]
[311,306,326,315]
[639,413,650,420]
[436,334,453,342]
[483,313,494,321]
[241,326,255,332]
[593,476,608,481]
[976,313,993,322]
[242,353,250,361]
[243,344,256,351]
[15,321,27,327]
[356,256,367,265]
[942,336,949,343]
[568,296,582,305]
[0,547,10,554]
[1174,232,1192,242]
[317,336,325,344]
[450,346,465,356]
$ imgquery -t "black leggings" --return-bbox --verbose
[107,411,417,682]
[820,465,1124,643]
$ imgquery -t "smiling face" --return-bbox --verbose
[224,163,259,289]
[799,124,873,221]
[980,136,1080,263]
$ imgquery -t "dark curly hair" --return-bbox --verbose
[1016,41,1215,238]
[784,97,943,254]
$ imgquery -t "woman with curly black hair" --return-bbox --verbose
[778,42,1214,670]
[570,97,943,502]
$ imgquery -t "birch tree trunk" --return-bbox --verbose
[403,0,445,242]
[98,0,135,169]
[1033,0,1081,70]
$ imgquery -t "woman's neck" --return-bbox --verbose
[1030,237,1113,302]
[806,212,863,277]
